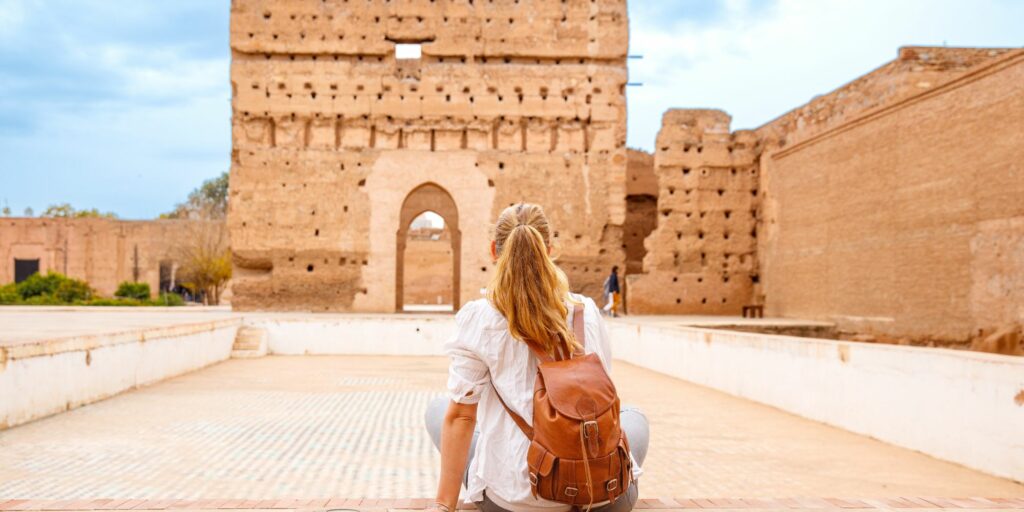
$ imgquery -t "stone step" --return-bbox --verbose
[230,326,267,358]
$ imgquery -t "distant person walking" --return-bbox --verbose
[602,266,621,317]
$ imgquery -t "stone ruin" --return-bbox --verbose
[626,110,761,314]
[221,0,1023,348]
[227,0,629,311]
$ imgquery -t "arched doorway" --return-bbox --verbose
[396,183,461,312]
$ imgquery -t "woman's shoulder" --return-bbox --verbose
[456,298,506,328]
[568,293,599,316]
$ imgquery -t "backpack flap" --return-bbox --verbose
[536,353,617,420]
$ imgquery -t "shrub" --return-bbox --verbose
[115,281,151,300]
[16,272,92,302]
[55,278,93,302]
[153,292,185,306]
[16,272,62,299]
[23,294,64,306]
[0,283,20,304]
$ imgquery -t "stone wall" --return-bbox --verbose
[228,0,629,311]
[757,49,1024,343]
[403,228,453,306]
[0,218,211,297]
[627,110,761,314]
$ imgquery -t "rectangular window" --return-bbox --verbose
[14,258,40,283]
[395,43,422,60]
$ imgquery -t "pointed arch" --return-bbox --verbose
[396,183,461,312]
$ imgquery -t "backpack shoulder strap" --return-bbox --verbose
[570,303,585,357]
[489,380,534,439]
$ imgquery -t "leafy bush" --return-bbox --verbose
[0,283,21,304]
[16,272,63,299]
[56,278,93,302]
[0,272,184,307]
[15,272,92,302]
[154,292,185,306]
[23,294,64,305]
[115,281,151,300]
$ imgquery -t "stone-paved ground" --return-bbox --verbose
[0,356,1021,499]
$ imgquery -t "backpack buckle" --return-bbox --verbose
[606,479,618,492]
[582,420,599,439]
[564,487,579,497]
[529,472,538,485]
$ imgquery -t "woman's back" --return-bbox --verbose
[444,293,612,510]
[426,203,646,512]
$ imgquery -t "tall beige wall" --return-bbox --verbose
[0,218,206,297]
[228,0,629,312]
[757,50,1024,343]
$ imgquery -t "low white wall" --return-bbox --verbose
[251,315,455,356]
[0,320,239,429]
[608,321,1024,483]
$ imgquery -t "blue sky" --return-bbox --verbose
[1,0,1021,219]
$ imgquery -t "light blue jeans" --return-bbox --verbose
[425,397,649,512]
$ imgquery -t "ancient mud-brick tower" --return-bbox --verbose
[627,110,761,314]
[228,0,628,311]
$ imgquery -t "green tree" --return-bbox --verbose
[1,206,10,217]
[24,207,33,217]
[41,203,117,218]
[164,171,229,220]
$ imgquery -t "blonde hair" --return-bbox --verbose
[488,203,581,356]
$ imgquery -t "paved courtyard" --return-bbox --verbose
[1,356,1021,500]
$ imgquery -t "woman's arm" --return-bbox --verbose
[435,399,479,510]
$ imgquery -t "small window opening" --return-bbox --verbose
[395,43,422,59]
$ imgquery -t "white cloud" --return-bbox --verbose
[626,0,1024,150]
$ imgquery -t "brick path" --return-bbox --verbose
[0,356,1021,501]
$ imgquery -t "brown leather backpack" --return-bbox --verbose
[492,304,632,508]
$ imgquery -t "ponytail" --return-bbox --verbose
[488,204,580,355]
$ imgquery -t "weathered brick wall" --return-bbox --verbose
[0,218,209,297]
[228,0,629,311]
[757,50,1024,343]
[626,110,761,314]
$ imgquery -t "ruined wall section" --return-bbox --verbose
[229,0,629,310]
[627,110,761,314]
[0,218,209,298]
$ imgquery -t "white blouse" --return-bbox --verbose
[444,294,632,511]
